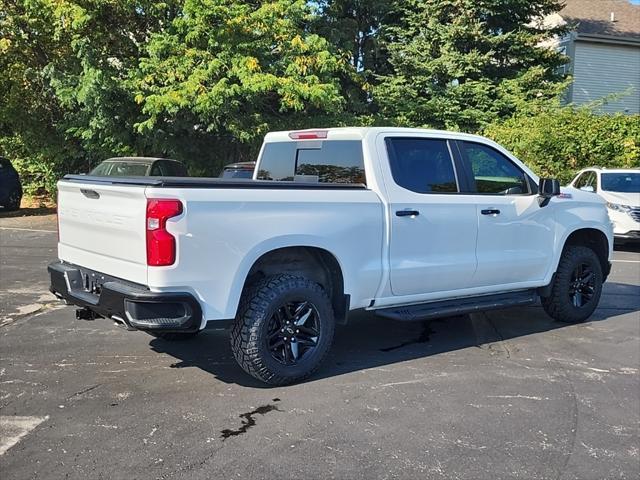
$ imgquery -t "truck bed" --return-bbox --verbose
[62,175,367,189]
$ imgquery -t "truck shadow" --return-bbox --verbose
[149,281,639,388]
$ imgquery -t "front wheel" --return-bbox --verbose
[541,245,603,323]
[230,274,335,385]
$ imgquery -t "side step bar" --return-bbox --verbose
[375,290,538,322]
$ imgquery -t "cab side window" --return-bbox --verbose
[460,142,530,195]
[385,138,458,194]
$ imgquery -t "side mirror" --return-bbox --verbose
[538,178,560,207]
[539,178,560,197]
[579,185,595,193]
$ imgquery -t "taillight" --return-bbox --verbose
[146,199,183,266]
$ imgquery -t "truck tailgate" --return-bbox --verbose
[57,180,148,284]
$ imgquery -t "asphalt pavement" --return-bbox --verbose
[1,213,638,479]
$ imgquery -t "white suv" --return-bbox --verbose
[568,168,640,242]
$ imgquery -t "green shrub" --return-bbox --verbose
[0,134,76,198]
[484,106,640,184]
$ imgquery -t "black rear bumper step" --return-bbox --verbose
[48,261,202,333]
[375,290,538,322]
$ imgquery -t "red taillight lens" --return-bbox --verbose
[146,199,183,266]
[288,130,328,140]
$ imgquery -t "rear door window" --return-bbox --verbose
[257,141,365,184]
[385,138,458,193]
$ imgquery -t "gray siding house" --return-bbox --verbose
[549,0,640,114]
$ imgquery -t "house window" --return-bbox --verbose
[556,45,569,75]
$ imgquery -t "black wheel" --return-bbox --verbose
[4,187,22,211]
[147,330,200,341]
[542,245,603,323]
[230,274,335,386]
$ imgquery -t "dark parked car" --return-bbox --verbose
[90,157,188,177]
[219,161,256,179]
[0,157,23,211]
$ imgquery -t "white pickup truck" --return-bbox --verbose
[49,127,613,385]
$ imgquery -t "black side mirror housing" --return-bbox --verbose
[538,178,560,207]
[539,178,560,197]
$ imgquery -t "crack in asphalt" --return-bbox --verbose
[67,384,102,400]
[549,359,580,480]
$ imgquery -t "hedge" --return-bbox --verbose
[484,106,640,184]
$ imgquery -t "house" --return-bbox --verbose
[546,0,640,114]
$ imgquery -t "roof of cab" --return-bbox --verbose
[263,127,491,143]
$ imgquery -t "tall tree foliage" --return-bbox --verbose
[0,0,577,196]
[0,0,182,191]
[374,0,569,131]
[133,0,351,172]
[312,0,394,115]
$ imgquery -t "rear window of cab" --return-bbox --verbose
[257,140,366,184]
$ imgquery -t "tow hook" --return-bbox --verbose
[76,308,98,321]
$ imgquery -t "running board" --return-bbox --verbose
[375,290,539,322]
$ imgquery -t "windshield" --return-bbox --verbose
[90,161,149,176]
[601,173,640,193]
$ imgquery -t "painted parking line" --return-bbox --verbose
[611,259,640,263]
[0,415,49,456]
[0,226,57,233]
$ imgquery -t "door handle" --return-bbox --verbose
[481,209,501,215]
[396,210,420,217]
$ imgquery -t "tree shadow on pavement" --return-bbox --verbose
[0,206,56,218]
[149,281,639,388]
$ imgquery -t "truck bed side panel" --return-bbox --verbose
[145,188,384,322]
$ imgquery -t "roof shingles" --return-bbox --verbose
[560,0,640,39]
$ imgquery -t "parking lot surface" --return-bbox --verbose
[1,214,638,479]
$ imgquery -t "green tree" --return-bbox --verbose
[374,0,569,132]
[132,0,352,173]
[312,0,395,116]
[484,103,640,183]
[0,0,182,193]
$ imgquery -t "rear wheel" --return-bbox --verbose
[230,274,335,385]
[542,245,603,323]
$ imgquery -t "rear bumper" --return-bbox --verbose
[48,261,202,333]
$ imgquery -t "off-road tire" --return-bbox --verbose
[147,331,200,341]
[230,274,335,386]
[542,245,603,323]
